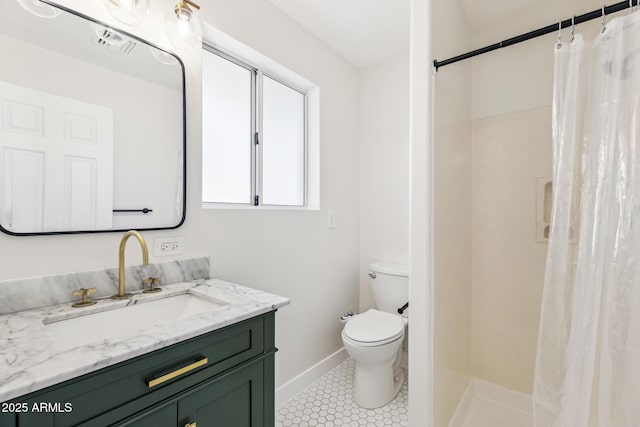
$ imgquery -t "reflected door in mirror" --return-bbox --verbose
[0,81,114,232]
[0,0,185,235]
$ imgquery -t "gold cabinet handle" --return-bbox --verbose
[184,423,196,427]
[146,356,208,388]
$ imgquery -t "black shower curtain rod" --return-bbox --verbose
[433,0,639,71]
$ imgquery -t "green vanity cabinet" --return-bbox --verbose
[4,311,277,427]
[116,402,176,427]
[108,354,273,427]
[176,356,269,427]
[0,412,15,427]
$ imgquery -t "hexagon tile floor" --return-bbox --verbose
[275,358,409,427]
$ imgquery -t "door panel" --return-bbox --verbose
[2,99,44,136]
[64,155,97,230]
[2,147,44,231]
[0,81,113,232]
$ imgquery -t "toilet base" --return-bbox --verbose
[351,342,405,409]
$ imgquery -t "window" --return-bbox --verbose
[202,46,307,207]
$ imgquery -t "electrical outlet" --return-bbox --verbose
[154,237,184,256]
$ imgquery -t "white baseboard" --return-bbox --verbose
[275,347,349,408]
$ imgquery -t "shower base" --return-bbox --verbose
[448,378,533,427]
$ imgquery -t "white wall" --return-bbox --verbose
[0,0,360,390]
[432,0,473,425]
[358,54,409,312]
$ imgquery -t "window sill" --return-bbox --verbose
[201,203,319,211]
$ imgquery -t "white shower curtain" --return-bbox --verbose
[533,11,640,427]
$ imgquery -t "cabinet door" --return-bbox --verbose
[0,412,16,427]
[115,401,176,427]
[178,362,264,427]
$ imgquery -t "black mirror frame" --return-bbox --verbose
[0,0,187,236]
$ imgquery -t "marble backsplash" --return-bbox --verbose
[0,257,210,315]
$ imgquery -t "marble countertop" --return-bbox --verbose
[0,279,290,402]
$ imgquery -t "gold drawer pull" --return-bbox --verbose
[146,356,208,388]
[184,423,196,427]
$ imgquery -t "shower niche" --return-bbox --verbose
[536,177,552,243]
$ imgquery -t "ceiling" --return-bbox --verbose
[461,0,625,31]
[267,0,410,69]
[267,0,624,69]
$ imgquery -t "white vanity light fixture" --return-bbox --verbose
[103,0,150,27]
[16,0,61,18]
[164,0,202,50]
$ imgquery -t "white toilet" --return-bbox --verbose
[342,262,408,408]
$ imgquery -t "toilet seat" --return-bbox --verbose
[342,330,404,347]
[343,309,404,347]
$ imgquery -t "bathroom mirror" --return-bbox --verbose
[0,0,186,235]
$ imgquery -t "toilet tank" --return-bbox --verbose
[369,262,409,316]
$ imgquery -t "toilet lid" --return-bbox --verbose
[344,309,404,344]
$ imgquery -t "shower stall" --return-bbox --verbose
[425,0,640,426]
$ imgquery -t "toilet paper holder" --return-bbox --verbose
[397,302,409,314]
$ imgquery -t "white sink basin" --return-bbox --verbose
[44,293,228,350]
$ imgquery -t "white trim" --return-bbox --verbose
[202,23,316,95]
[275,347,349,408]
[409,0,434,426]
[255,70,263,206]
[201,202,319,211]
[305,87,320,210]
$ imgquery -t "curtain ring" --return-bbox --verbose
[601,5,607,33]
[556,21,563,48]
[571,16,576,42]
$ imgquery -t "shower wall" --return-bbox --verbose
[432,1,632,425]
[432,0,472,426]
[469,12,556,395]
[470,107,551,393]
[468,3,614,395]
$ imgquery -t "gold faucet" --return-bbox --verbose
[112,230,149,300]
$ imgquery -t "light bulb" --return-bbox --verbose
[17,0,61,18]
[164,1,202,50]
[103,0,150,26]
[176,5,192,21]
[119,0,135,9]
